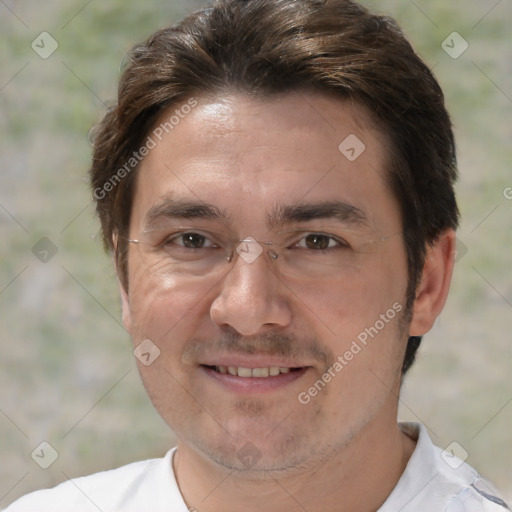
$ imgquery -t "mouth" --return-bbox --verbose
[200,363,309,393]
[206,365,298,378]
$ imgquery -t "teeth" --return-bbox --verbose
[214,365,295,377]
[252,367,269,377]
[238,367,252,378]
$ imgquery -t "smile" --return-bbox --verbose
[201,363,308,393]
[211,365,295,377]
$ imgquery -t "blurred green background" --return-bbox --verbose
[1,0,511,506]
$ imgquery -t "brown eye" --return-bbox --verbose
[181,233,207,248]
[304,234,334,250]
[166,232,214,249]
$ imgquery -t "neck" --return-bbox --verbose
[173,413,416,512]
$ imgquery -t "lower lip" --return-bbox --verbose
[200,365,309,394]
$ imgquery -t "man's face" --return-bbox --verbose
[122,92,410,472]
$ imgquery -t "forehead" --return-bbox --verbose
[130,92,399,233]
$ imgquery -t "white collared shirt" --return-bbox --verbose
[4,423,509,511]
[380,423,509,511]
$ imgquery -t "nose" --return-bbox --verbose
[209,249,292,336]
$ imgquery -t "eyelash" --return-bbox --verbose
[160,232,350,251]
[293,233,349,250]
[161,232,218,249]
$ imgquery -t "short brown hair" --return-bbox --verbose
[90,0,459,374]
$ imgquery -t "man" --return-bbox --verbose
[6,0,509,510]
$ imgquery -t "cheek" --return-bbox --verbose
[127,265,208,349]
[126,271,210,415]
[294,256,406,340]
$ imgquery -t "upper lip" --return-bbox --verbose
[200,356,308,369]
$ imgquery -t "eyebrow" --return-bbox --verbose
[142,198,368,230]
[143,198,227,229]
[266,201,369,230]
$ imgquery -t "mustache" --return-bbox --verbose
[182,330,335,368]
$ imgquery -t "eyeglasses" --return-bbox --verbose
[126,227,401,282]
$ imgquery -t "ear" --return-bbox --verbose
[112,233,132,333]
[118,279,132,333]
[409,229,456,336]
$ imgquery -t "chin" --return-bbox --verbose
[181,416,336,477]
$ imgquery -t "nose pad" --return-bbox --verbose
[268,249,279,260]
